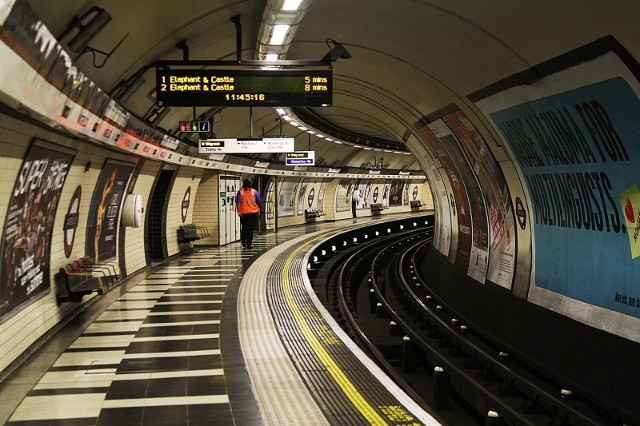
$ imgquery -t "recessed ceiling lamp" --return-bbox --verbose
[282,0,303,10]
[269,24,289,45]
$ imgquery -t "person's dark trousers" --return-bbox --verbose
[351,201,357,218]
[240,213,259,248]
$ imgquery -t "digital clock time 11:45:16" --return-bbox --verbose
[225,93,266,101]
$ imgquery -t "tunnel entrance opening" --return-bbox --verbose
[147,169,174,261]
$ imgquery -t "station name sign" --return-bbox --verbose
[157,68,332,107]
[199,138,295,154]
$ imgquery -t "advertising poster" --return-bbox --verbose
[296,179,309,215]
[277,178,297,217]
[317,180,328,215]
[381,182,391,208]
[443,110,516,288]
[0,139,75,317]
[357,182,369,209]
[265,178,275,223]
[336,179,353,212]
[618,184,640,259]
[417,122,473,271]
[403,181,410,206]
[389,181,404,207]
[86,160,133,262]
[474,45,640,320]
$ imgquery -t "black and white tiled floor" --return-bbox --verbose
[1,218,431,425]
[8,256,242,424]
[2,229,303,426]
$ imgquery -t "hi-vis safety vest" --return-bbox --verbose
[237,188,260,215]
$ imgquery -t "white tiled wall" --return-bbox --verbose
[165,167,203,257]
[0,113,434,375]
[192,170,219,246]
[123,160,162,275]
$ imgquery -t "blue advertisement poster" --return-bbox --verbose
[489,75,640,318]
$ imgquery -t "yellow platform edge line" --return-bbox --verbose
[281,236,389,426]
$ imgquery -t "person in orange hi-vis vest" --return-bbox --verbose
[235,179,263,249]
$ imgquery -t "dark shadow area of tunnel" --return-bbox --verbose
[419,248,640,423]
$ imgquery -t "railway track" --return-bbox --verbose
[309,219,629,425]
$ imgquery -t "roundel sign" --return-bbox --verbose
[63,185,82,258]
[412,185,419,200]
[307,187,315,207]
[515,197,527,230]
[181,186,191,223]
[372,186,379,203]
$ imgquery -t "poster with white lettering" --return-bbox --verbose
[0,139,76,317]
[277,178,297,217]
[86,160,134,262]
[474,42,640,324]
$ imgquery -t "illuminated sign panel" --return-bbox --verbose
[157,68,332,107]
[286,151,315,166]
[199,138,295,154]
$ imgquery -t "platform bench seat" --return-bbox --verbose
[410,200,422,211]
[305,209,321,222]
[56,256,120,304]
[370,203,383,215]
[178,224,210,243]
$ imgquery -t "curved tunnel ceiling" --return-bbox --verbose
[25,0,640,171]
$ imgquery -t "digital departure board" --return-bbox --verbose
[156,68,332,107]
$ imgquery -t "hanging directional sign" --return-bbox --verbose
[199,138,294,154]
[285,151,315,166]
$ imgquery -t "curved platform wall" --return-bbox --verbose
[404,37,640,347]
[0,112,429,374]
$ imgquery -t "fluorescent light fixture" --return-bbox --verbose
[363,147,372,150]
[324,137,333,141]
[307,130,316,134]
[282,0,303,11]
[282,116,292,121]
[353,145,362,148]
[316,134,324,138]
[297,126,308,130]
[333,140,342,144]
[269,24,289,44]
[265,52,279,61]
[276,108,286,115]
[290,121,299,126]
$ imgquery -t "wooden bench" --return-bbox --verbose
[304,209,321,222]
[370,203,383,215]
[410,200,422,211]
[56,256,120,304]
[178,224,210,243]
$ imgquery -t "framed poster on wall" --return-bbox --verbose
[86,159,134,262]
[0,139,76,318]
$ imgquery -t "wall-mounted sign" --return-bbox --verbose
[181,187,191,223]
[179,120,210,132]
[64,185,82,258]
[199,138,294,154]
[515,197,527,230]
[286,151,315,166]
